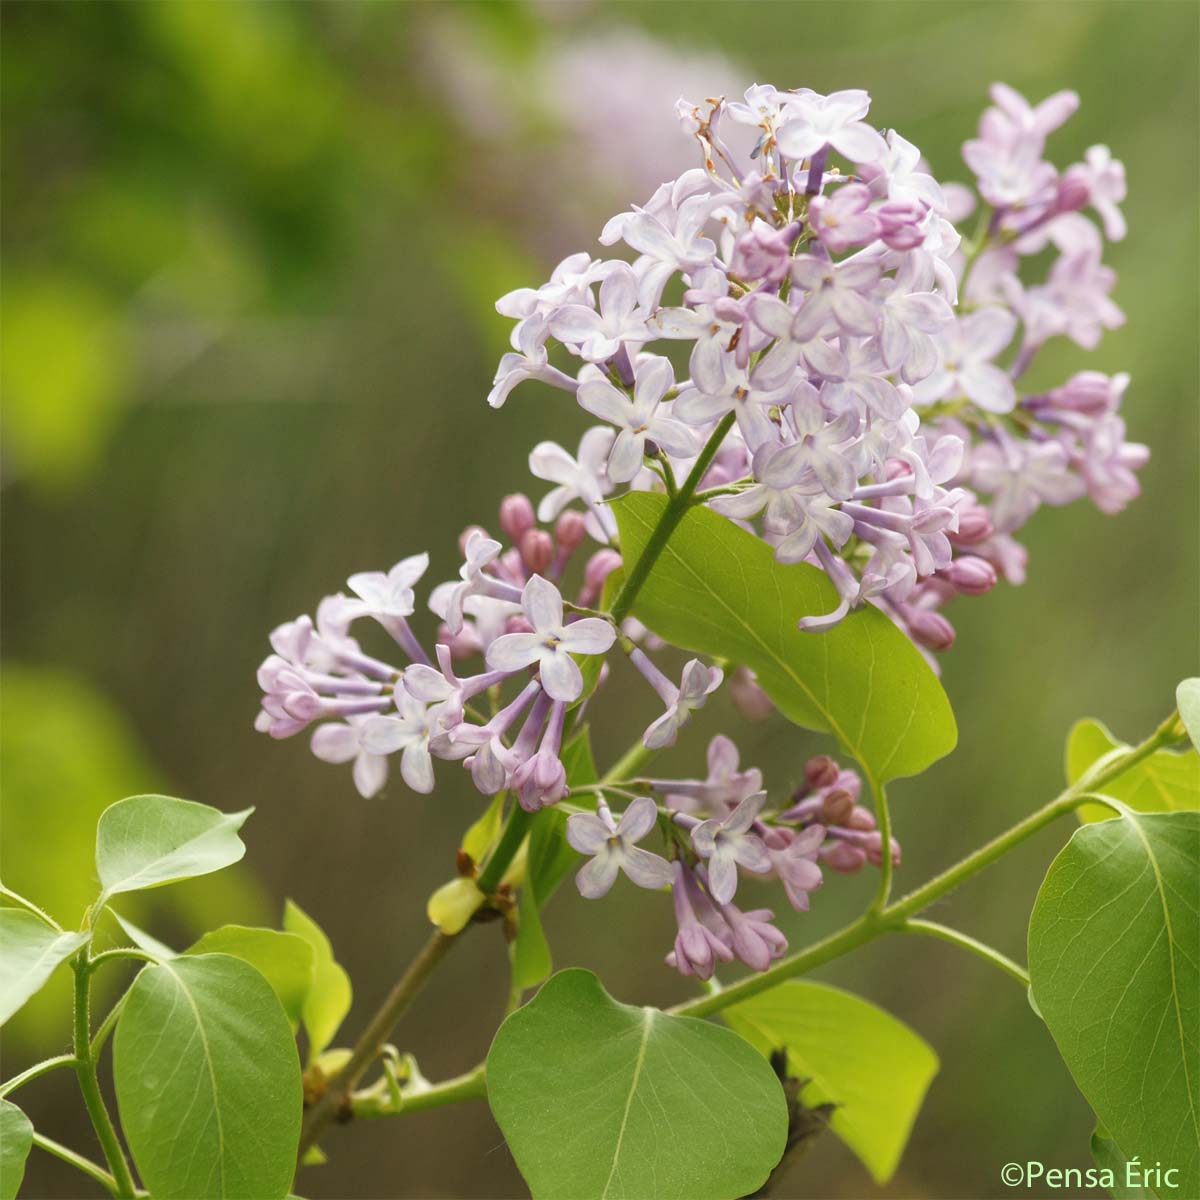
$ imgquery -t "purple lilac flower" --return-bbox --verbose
[567,796,673,898]
[486,575,616,701]
[688,792,772,904]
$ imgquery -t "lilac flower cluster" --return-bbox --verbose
[492,82,1145,652]
[566,740,897,977]
[256,81,1142,981]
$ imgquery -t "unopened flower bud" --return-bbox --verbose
[1055,165,1091,214]
[555,510,587,554]
[847,805,877,832]
[941,555,997,596]
[1040,370,1123,416]
[823,842,867,874]
[499,494,535,543]
[952,505,993,544]
[505,615,535,635]
[877,198,927,250]
[730,222,798,285]
[578,548,622,606]
[865,832,902,868]
[804,754,840,790]
[820,787,855,826]
[908,608,956,652]
[729,666,773,721]
[519,529,554,575]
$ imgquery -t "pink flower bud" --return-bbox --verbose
[820,787,855,826]
[1043,370,1121,416]
[519,529,554,575]
[908,608,956,652]
[941,555,998,596]
[823,842,867,874]
[578,548,622,606]
[729,665,774,721]
[499,494,535,542]
[1055,165,1091,214]
[804,755,840,790]
[951,504,994,545]
[847,805,877,832]
[877,198,927,250]
[555,509,587,554]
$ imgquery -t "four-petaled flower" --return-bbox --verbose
[576,355,699,483]
[690,792,772,904]
[567,796,674,898]
[486,575,616,701]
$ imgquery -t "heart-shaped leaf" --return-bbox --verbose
[114,953,302,1200]
[1065,718,1199,823]
[0,1098,33,1200]
[282,900,351,1064]
[487,969,787,1199]
[613,493,956,785]
[186,926,314,1027]
[95,795,251,903]
[724,980,938,1184]
[0,908,88,1025]
[1028,811,1199,1198]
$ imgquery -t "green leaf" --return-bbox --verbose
[526,726,597,908]
[1092,1121,1155,1198]
[1028,811,1200,1199]
[487,969,787,1200]
[95,794,252,902]
[186,926,314,1027]
[0,909,88,1026]
[724,981,938,1184]
[109,910,177,961]
[1178,679,1200,753]
[113,953,303,1200]
[0,1098,33,1200]
[613,493,955,785]
[282,900,351,1064]
[1065,718,1199,823]
[461,792,505,865]
[509,885,552,991]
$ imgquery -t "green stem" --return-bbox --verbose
[87,948,157,972]
[599,742,655,787]
[0,1054,77,1099]
[610,411,736,626]
[298,928,460,1157]
[477,804,534,895]
[31,1132,120,1196]
[900,919,1030,988]
[351,1063,487,1120]
[91,995,127,1060]
[869,779,894,912]
[71,954,137,1199]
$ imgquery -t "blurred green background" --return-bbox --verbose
[2,2,1196,1197]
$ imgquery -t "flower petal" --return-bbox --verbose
[621,846,674,890]
[576,851,621,899]
[485,632,542,673]
[522,574,563,633]
[538,650,584,702]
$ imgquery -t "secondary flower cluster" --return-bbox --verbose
[492,81,1145,652]
[566,739,898,977]
[256,493,724,805]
